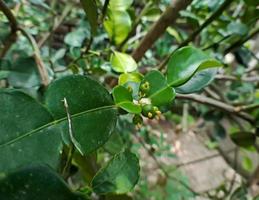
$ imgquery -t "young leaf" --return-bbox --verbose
[104,10,132,45]
[92,151,140,194]
[119,72,143,85]
[175,68,217,94]
[142,70,175,106]
[0,165,85,200]
[80,0,98,35]
[110,51,137,73]
[112,85,141,114]
[0,90,63,173]
[109,0,133,11]
[45,75,117,155]
[167,46,222,87]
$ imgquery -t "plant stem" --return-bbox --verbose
[176,93,255,124]
[19,27,50,86]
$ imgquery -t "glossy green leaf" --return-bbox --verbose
[111,51,137,73]
[112,85,141,114]
[0,165,85,200]
[119,72,143,85]
[80,0,98,35]
[167,46,222,87]
[0,90,63,173]
[92,151,140,194]
[45,75,117,155]
[104,10,132,45]
[142,70,175,106]
[175,68,217,94]
[109,0,133,11]
[230,131,256,148]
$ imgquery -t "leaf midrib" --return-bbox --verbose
[0,105,116,148]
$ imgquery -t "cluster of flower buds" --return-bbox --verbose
[138,81,150,98]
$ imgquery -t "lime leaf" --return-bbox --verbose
[80,0,98,35]
[111,51,137,73]
[92,151,140,194]
[112,85,141,114]
[142,70,176,106]
[175,68,217,94]
[167,46,222,87]
[45,75,117,155]
[0,165,85,200]
[0,90,62,173]
[104,10,132,45]
[119,72,143,85]
[109,0,133,11]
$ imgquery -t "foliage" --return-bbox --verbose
[0,0,258,199]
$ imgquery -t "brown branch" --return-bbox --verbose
[215,74,259,82]
[0,0,18,58]
[176,93,255,124]
[131,0,193,62]
[19,27,50,86]
[0,0,18,32]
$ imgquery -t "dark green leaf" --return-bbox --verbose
[112,85,141,114]
[92,150,139,194]
[175,68,217,94]
[0,165,85,200]
[142,70,175,106]
[167,46,222,87]
[230,131,256,148]
[45,75,117,155]
[80,0,98,35]
[8,57,41,88]
[0,90,62,173]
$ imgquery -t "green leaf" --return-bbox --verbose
[175,68,217,94]
[230,131,256,148]
[0,90,63,173]
[167,46,222,87]
[0,165,85,200]
[244,0,259,6]
[92,151,140,194]
[80,0,98,35]
[110,51,137,73]
[109,0,133,11]
[8,57,41,88]
[104,10,132,45]
[0,70,10,80]
[112,85,141,114]
[242,156,253,172]
[227,21,248,36]
[142,70,175,106]
[45,75,117,155]
[119,72,143,85]
[65,28,90,47]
